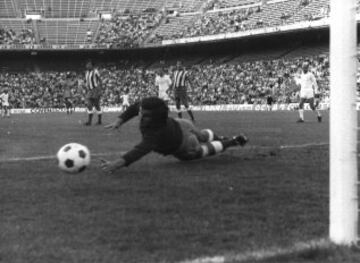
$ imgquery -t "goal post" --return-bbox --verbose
[329,0,358,245]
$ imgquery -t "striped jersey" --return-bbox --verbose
[173,69,187,88]
[85,68,100,90]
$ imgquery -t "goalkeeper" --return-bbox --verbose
[100,97,248,173]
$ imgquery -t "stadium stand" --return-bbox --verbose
[0,44,330,109]
[289,0,329,23]
[37,19,99,47]
[148,14,197,43]
[0,0,18,18]
[17,0,92,18]
[0,19,35,46]
[95,11,164,48]
[0,0,342,49]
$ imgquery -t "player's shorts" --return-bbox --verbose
[87,97,101,110]
[173,118,202,161]
[65,98,72,107]
[2,102,9,107]
[300,89,314,99]
[174,87,189,107]
[122,102,130,108]
[159,93,170,101]
[87,88,101,99]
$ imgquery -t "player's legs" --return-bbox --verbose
[297,98,306,122]
[193,128,225,142]
[65,98,71,114]
[175,96,182,118]
[94,98,102,125]
[175,118,221,142]
[181,94,195,122]
[309,98,322,122]
[85,98,95,125]
[122,103,129,112]
[5,106,9,117]
[2,105,7,117]
[174,135,248,161]
[173,119,248,161]
[267,97,273,111]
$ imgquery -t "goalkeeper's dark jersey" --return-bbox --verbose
[119,102,183,166]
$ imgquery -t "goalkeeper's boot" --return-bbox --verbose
[296,118,304,123]
[232,134,248,147]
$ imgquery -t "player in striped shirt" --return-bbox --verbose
[84,60,103,125]
[172,61,195,122]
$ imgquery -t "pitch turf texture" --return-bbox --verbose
[1,110,360,263]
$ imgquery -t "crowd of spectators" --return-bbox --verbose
[0,54,330,110]
[188,54,329,105]
[95,11,165,48]
[0,27,35,46]
[0,0,333,49]
[183,7,257,37]
[152,0,332,43]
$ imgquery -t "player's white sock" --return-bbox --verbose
[201,141,224,157]
[316,110,321,117]
[201,129,215,142]
[299,109,304,120]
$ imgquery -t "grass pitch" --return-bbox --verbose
[0,110,359,263]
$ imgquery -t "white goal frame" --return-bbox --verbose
[329,0,358,245]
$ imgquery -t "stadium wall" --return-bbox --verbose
[10,102,333,114]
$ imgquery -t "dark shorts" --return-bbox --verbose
[65,98,72,107]
[174,87,189,107]
[173,118,202,161]
[87,87,101,98]
[87,97,101,110]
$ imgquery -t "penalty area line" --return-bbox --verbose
[177,239,331,263]
[0,142,329,164]
[0,151,126,163]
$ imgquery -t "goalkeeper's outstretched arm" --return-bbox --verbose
[104,101,141,129]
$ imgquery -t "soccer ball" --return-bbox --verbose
[57,143,91,173]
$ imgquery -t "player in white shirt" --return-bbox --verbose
[121,89,130,111]
[155,69,172,103]
[0,89,10,118]
[294,62,322,123]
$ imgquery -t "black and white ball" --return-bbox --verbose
[57,143,91,173]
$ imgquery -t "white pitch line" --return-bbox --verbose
[0,151,126,163]
[279,142,328,149]
[178,239,331,263]
[0,142,330,164]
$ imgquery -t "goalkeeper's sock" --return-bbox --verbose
[201,141,224,157]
